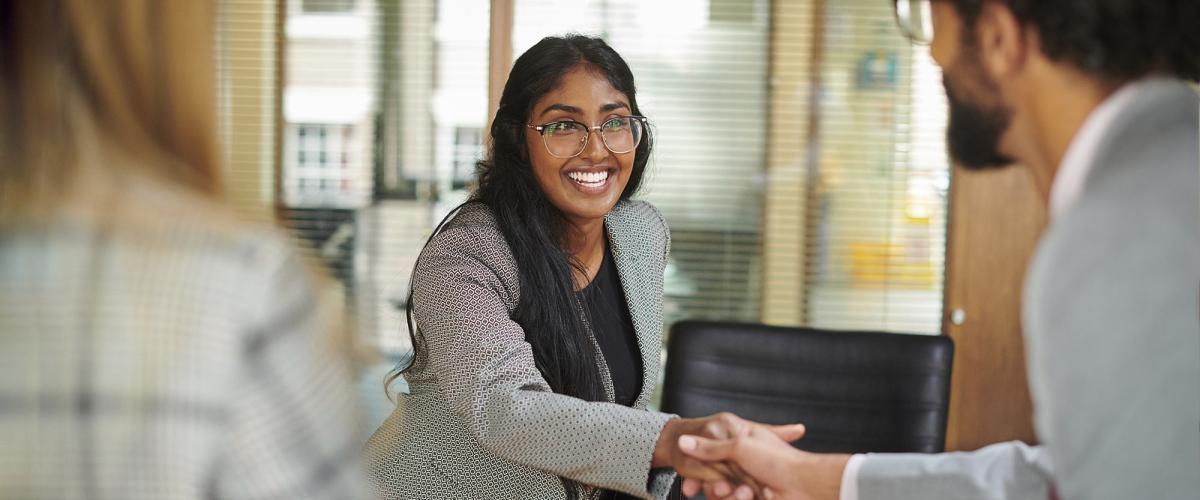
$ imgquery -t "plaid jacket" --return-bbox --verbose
[0,175,374,499]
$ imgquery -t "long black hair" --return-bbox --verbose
[388,35,653,406]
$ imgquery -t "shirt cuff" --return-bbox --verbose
[839,454,866,500]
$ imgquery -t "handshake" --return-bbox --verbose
[653,413,852,500]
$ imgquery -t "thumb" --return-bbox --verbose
[766,423,806,442]
[678,434,735,462]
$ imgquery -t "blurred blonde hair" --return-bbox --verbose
[0,0,220,222]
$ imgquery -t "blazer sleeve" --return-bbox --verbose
[853,441,1053,500]
[411,224,675,499]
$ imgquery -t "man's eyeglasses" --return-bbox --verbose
[527,116,648,159]
[894,0,935,45]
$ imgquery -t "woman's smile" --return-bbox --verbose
[563,165,618,195]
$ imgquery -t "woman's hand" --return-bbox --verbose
[652,413,807,488]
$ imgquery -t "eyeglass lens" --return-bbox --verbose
[541,117,644,158]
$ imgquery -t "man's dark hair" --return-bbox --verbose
[950,0,1200,81]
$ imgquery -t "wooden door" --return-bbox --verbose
[942,164,1045,451]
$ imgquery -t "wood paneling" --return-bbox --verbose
[942,164,1044,451]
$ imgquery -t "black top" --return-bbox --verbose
[580,246,643,407]
[580,247,644,500]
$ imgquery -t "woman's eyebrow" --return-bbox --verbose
[539,103,583,117]
[600,102,630,113]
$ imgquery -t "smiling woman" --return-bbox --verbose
[363,35,801,500]
[524,66,645,277]
[527,110,648,211]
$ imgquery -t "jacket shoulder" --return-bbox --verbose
[415,202,520,308]
[608,199,670,260]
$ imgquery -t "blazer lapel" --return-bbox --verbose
[605,202,665,409]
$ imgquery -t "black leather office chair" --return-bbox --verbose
[661,320,954,454]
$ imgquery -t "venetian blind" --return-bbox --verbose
[509,0,949,334]
[215,1,951,411]
[512,0,772,326]
[217,0,492,416]
[794,0,949,334]
[271,0,493,360]
[216,0,279,223]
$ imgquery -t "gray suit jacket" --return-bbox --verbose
[364,200,677,499]
[857,80,1200,499]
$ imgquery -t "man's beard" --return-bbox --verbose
[943,57,1016,170]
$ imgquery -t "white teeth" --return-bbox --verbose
[567,170,609,185]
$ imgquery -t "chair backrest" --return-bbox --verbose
[661,320,954,454]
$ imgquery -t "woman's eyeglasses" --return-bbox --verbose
[527,116,648,159]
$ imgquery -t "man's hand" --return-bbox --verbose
[653,413,807,488]
[676,424,851,500]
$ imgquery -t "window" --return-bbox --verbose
[508,0,949,335]
[452,126,485,189]
[302,0,357,14]
[793,0,949,334]
[217,0,951,423]
[284,123,366,207]
[513,0,772,326]
[281,0,491,419]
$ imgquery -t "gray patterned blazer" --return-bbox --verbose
[364,200,678,499]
